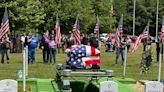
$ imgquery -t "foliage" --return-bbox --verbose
[0,0,164,35]
[140,47,153,75]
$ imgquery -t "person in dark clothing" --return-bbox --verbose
[105,37,113,52]
[0,35,11,64]
[143,37,151,51]
[89,33,99,49]
[41,31,50,63]
[115,34,126,65]
[81,34,88,45]
[66,36,74,48]
[156,32,163,62]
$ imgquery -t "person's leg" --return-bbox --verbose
[31,48,36,64]
[43,47,46,63]
[28,48,32,64]
[58,46,60,53]
[1,49,5,64]
[46,48,50,63]
[121,48,125,65]
[52,48,56,64]
[6,49,10,64]
[49,48,53,64]
[156,43,160,62]
[115,48,120,64]
[161,44,163,62]
[62,45,64,53]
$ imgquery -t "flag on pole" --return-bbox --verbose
[94,15,99,36]
[160,17,164,42]
[72,15,81,45]
[0,7,10,40]
[55,14,61,46]
[115,15,123,47]
[132,25,149,52]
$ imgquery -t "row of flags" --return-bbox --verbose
[71,15,100,45]
[115,15,164,52]
[0,7,164,52]
[0,7,99,46]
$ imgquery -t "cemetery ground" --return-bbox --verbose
[0,43,163,92]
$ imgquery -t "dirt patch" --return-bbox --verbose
[128,82,144,92]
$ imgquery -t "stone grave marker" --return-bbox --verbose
[0,79,18,92]
[145,81,163,92]
[100,81,118,92]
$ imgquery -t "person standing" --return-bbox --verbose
[81,34,88,45]
[28,33,39,64]
[0,35,11,64]
[49,35,56,64]
[156,32,163,62]
[60,35,65,53]
[66,35,74,48]
[89,33,99,49]
[115,32,126,65]
[41,31,50,63]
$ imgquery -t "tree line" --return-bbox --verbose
[0,0,164,36]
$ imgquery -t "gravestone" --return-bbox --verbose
[0,79,18,92]
[145,81,163,92]
[100,81,118,92]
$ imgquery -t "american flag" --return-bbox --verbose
[0,8,10,40]
[67,45,100,68]
[72,15,81,45]
[55,15,61,46]
[94,15,99,37]
[160,17,164,42]
[115,15,123,47]
[132,25,149,52]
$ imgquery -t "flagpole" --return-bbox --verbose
[155,0,159,42]
[23,48,26,92]
[97,15,100,49]
[123,46,127,79]
[133,0,136,36]
[147,21,150,36]
[158,16,164,82]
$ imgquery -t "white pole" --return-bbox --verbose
[23,48,26,92]
[155,0,159,42]
[133,0,136,36]
[25,46,28,76]
[123,46,127,79]
[158,43,162,82]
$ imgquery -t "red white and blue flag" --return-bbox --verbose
[72,15,81,45]
[115,15,123,47]
[67,45,100,68]
[0,7,10,40]
[55,15,61,46]
[132,25,149,52]
[160,17,164,42]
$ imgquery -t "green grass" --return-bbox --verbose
[0,43,163,91]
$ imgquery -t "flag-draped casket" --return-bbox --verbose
[65,45,100,68]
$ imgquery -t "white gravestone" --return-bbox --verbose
[145,81,163,92]
[0,79,18,92]
[100,81,118,92]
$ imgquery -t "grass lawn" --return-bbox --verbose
[0,43,163,91]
